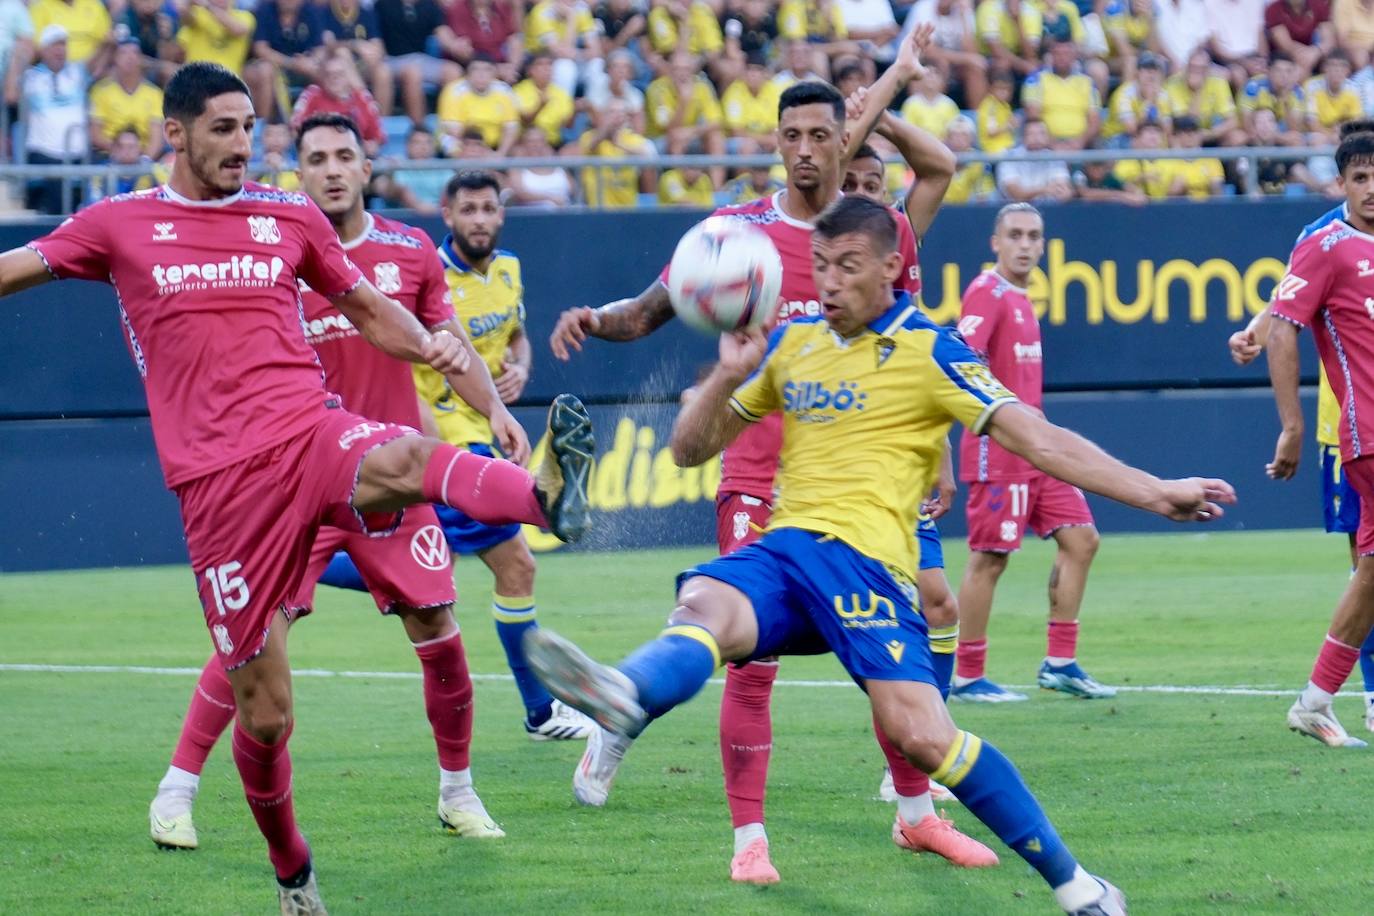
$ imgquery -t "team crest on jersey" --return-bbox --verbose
[875,336,896,367]
[373,261,402,294]
[1359,259,1374,278]
[152,222,176,241]
[247,215,281,245]
[732,511,751,542]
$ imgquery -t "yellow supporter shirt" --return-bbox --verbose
[777,0,847,39]
[578,128,650,208]
[975,0,1040,55]
[1163,74,1236,130]
[1170,158,1223,199]
[436,82,519,148]
[88,79,163,145]
[1103,81,1176,139]
[513,79,575,146]
[721,79,781,136]
[657,168,715,206]
[1305,77,1362,129]
[1022,69,1099,141]
[176,5,256,74]
[645,76,723,137]
[646,2,723,55]
[945,162,994,203]
[254,166,301,192]
[1318,365,1340,447]
[525,0,597,53]
[414,241,525,447]
[1240,77,1307,128]
[976,95,1016,153]
[900,93,960,139]
[722,173,785,203]
[1113,158,1172,198]
[1104,0,1151,51]
[30,0,110,64]
[729,296,1019,573]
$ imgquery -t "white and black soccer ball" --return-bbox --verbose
[667,217,783,334]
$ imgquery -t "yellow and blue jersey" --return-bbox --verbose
[413,238,524,447]
[728,294,1019,573]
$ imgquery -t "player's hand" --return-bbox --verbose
[494,360,530,404]
[894,22,933,82]
[1156,477,1236,522]
[550,306,601,360]
[1228,328,1263,366]
[921,477,957,520]
[490,406,532,466]
[844,84,871,123]
[423,329,471,376]
[718,327,768,380]
[1267,428,1302,480]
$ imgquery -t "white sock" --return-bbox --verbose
[157,765,200,796]
[1052,865,1104,912]
[1045,656,1074,668]
[952,674,978,687]
[896,791,936,824]
[439,767,479,806]
[1301,681,1335,710]
[733,822,766,856]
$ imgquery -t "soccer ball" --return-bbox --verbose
[667,217,783,334]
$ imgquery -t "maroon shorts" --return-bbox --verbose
[715,491,772,555]
[289,503,456,617]
[1344,455,1374,556]
[176,410,416,670]
[966,475,1094,553]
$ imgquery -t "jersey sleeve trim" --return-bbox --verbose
[1271,311,1307,329]
[970,397,1019,436]
[728,396,763,422]
[24,242,58,280]
[323,274,366,300]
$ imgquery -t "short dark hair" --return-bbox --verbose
[444,169,501,202]
[1340,118,1374,139]
[834,63,864,85]
[814,196,897,254]
[1326,48,1351,66]
[163,61,250,123]
[1336,131,1374,175]
[778,80,845,123]
[295,112,364,153]
[851,143,881,164]
[407,125,432,141]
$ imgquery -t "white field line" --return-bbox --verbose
[0,663,1335,697]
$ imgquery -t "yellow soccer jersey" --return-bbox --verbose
[88,79,164,145]
[437,82,519,148]
[721,79,780,136]
[414,242,525,447]
[30,0,111,64]
[1171,158,1223,199]
[577,128,649,208]
[945,162,994,204]
[657,168,715,206]
[1022,70,1100,140]
[975,0,1040,55]
[977,94,1016,154]
[525,0,597,53]
[1305,77,1362,129]
[1112,158,1172,198]
[513,79,575,145]
[646,76,723,137]
[1103,81,1176,139]
[1163,74,1236,130]
[1318,364,1339,447]
[646,1,723,55]
[900,93,960,139]
[728,297,1019,572]
[177,5,256,74]
[778,0,847,39]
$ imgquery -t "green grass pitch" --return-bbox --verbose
[2,530,1372,914]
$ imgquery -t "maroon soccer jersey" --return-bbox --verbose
[1272,219,1374,462]
[957,270,1043,482]
[29,183,364,488]
[302,213,453,430]
[659,191,921,501]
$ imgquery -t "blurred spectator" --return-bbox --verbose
[119,0,178,84]
[975,0,1039,77]
[866,130,911,201]
[29,0,112,73]
[585,49,646,135]
[437,56,520,155]
[1073,148,1148,203]
[1102,0,1153,80]
[1153,0,1208,73]
[835,0,901,64]
[721,52,781,153]
[247,0,325,121]
[575,98,656,208]
[290,51,385,156]
[1265,0,1331,74]
[90,128,156,198]
[1038,0,1088,46]
[175,0,255,77]
[88,38,163,160]
[595,0,647,55]
[375,0,463,127]
[447,0,523,82]
[771,39,826,88]
[1164,47,1240,144]
[1334,0,1374,70]
[721,165,784,203]
[252,120,300,190]
[778,0,855,76]
[1112,120,1172,198]
[943,115,995,203]
[1103,51,1172,143]
[646,51,725,182]
[385,127,449,212]
[976,67,1017,153]
[526,0,605,95]
[22,26,88,212]
[1246,108,1297,192]
[456,126,503,162]
[900,65,959,139]
[997,118,1072,201]
[1240,52,1310,141]
[515,51,574,147]
[1021,38,1100,149]
[646,0,723,65]
[0,0,33,139]
[1305,49,1361,132]
[904,0,986,106]
[657,161,714,206]
[722,0,780,87]
[508,125,574,207]
[834,60,867,97]
[317,0,391,109]
[1167,115,1225,198]
[1206,0,1267,87]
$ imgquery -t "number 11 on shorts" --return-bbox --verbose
[204,561,250,616]
[1008,482,1029,517]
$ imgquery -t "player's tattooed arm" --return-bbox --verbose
[548,280,675,359]
[670,329,764,466]
[0,247,57,296]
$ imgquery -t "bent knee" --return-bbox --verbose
[925,594,959,628]
[887,729,954,774]
[238,707,293,745]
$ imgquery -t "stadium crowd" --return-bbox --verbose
[5,0,1374,211]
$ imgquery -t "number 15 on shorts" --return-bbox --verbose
[204,561,250,616]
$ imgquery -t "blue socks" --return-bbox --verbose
[929,624,958,701]
[935,730,1078,889]
[318,552,366,591]
[1360,624,1374,693]
[493,594,554,724]
[617,625,721,719]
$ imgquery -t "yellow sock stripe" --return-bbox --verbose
[930,730,983,788]
[661,624,722,669]
[928,625,959,654]
[492,593,536,623]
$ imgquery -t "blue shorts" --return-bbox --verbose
[678,528,936,685]
[1322,444,1362,534]
[917,514,944,571]
[435,442,522,554]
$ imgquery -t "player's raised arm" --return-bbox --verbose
[549,279,676,359]
[841,24,935,164]
[984,403,1236,521]
[0,246,57,297]
[670,328,768,467]
[876,111,956,241]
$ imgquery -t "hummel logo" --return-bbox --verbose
[1364,297,1374,320]
[152,222,176,241]
[1360,259,1374,277]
